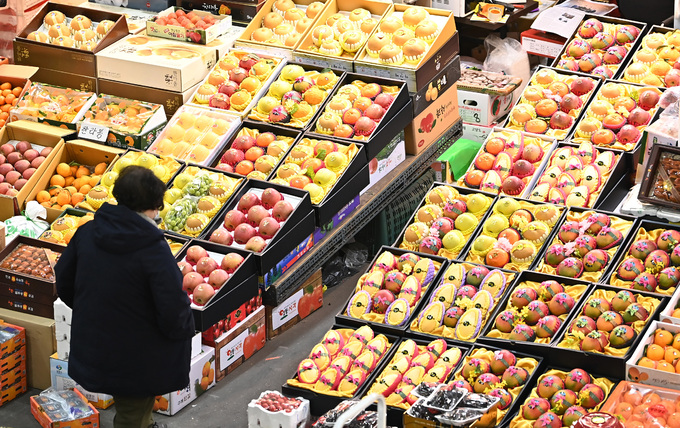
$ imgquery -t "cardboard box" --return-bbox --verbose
[234,0,330,59]
[431,0,468,17]
[89,0,174,13]
[0,321,26,358]
[97,78,199,119]
[14,2,129,77]
[147,7,232,45]
[361,132,405,196]
[354,4,459,92]
[153,345,215,415]
[1,349,26,373]
[462,121,498,144]
[258,232,314,290]
[312,195,359,244]
[179,0,266,23]
[29,68,98,93]
[521,29,567,59]
[292,0,391,72]
[265,269,322,340]
[78,2,158,34]
[1,360,26,388]
[0,121,72,220]
[30,388,99,428]
[411,55,461,118]
[96,34,218,92]
[50,353,114,409]
[405,81,460,155]
[626,320,680,388]
[24,140,123,223]
[10,82,98,128]
[458,88,513,126]
[213,305,265,381]
[0,308,56,389]
[0,64,38,128]
[1,378,27,407]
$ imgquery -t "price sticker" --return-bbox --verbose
[272,288,303,330]
[78,122,109,143]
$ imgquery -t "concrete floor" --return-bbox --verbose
[1,268,363,428]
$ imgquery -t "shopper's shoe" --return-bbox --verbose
[149,423,167,428]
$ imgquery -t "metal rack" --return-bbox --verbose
[263,120,463,306]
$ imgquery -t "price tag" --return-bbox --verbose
[272,288,303,330]
[78,122,109,143]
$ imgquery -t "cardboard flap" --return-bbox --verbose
[7,120,76,139]
[0,64,39,80]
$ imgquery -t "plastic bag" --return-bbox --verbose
[4,201,49,244]
[482,34,530,102]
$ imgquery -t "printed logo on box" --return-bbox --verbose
[273,289,303,330]
[219,329,247,371]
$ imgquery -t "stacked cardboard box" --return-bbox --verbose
[0,320,27,407]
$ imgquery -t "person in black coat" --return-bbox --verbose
[56,166,195,428]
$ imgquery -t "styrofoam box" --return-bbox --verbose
[247,390,310,428]
[626,320,680,389]
[53,298,72,324]
[660,290,680,325]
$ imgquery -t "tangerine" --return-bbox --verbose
[36,190,50,203]
[647,344,665,361]
[56,190,71,206]
[655,329,674,347]
[485,137,505,155]
[676,359,680,373]
[637,357,656,369]
[657,360,676,373]
[673,333,680,350]
[465,169,485,188]
[76,166,90,178]
[643,392,662,406]
[668,413,680,428]
[64,176,75,187]
[624,421,643,428]
[79,184,92,195]
[673,308,680,318]
[665,347,680,364]
[94,162,107,175]
[50,175,65,187]
[623,390,644,406]
[70,165,78,176]
[71,192,84,206]
[0,82,10,90]
[11,87,21,98]
[88,176,99,187]
[56,163,72,177]
[615,402,634,419]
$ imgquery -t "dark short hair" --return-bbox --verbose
[112,165,165,212]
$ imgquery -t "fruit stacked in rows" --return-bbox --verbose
[636,328,680,373]
[289,326,392,396]
[160,167,242,237]
[248,64,339,128]
[312,80,400,139]
[449,348,538,424]
[149,107,239,165]
[510,368,613,427]
[0,140,51,197]
[83,95,161,135]
[40,212,94,245]
[572,82,662,151]
[193,51,281,114]
[36,161,107,211]
[399,185,492,259]
[154,9,217,32]
[457,130,551,197]
[252,391,304,414]
[611,228,680,295]
[78,151,181,212]
[0,81,24,128]
[411,263,512,342]
[465,197,563,271]
[621,30,680,87]
[506,69,598,139]
[201,292,262,344]
[528,143,620,208]
[558,289,660,353]
[345,251,440,327]
[210,187,295,252]
[269,138,358,204]
[249,0,326,48]
[28,10,114,50]
[490,279,586,343]
[214,127,294,179]
[12,83,94,122]
[365,338,463,408]
[539,211,631,280]
[556,17,640,77]
[178,244,245,306]
[302,7,379,58]
[0,243,59,280]
[601,383,680,427]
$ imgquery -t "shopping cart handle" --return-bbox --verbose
[333,393,387,428]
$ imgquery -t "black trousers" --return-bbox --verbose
[112,395,155,428]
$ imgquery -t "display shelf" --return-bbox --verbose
[263,120,463,306]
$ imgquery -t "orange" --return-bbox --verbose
[40,201,51,208]
[625,421,643,428]
[673,308,680,318]
[4,94,14,105]
[64,185,77,195]
[658,361,675,372]
[0,111,8,121]
[52,203,61,210]
[0,95,5,105]
[647,344,665,361]
[64,176,74,187]
[71,192,84,205]
[637,357,657,369]
[72,177,87,190]
[79,184,92,195]
[70,165,77,176]
[11,87,21,98]
[668,413,680,428]
[643,392,662,406]
[35,190,50,203]
[75,166,90,178]
[673,333,680,350]
[624,390,644,406]
[655,329,674,347]
[88,176,99,187]
[0,82,10,90]
[1,104,10,113]
[665,347,680,364]
[615,402,634,419]
[660,400,676,414]
[94,162,107,175]
[56,190,71,206]
[50,175,65,187]
[56,163,72,177]
[2,89,10,97]
[676,359,680,373]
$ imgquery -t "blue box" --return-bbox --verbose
[258,234,314,290]
[313,196,360,243]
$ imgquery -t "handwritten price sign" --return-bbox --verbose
[78,123,109,143]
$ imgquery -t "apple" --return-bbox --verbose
[22,149,39,162]
[234,223,257,245]
[0,183,10,194]
[214,163,234,173]
[182,272,204,292]
[40,147,52,157]
[178,261,194,276]
[6,188,18,197]
[13,159,30,174]
[209,229,233,246]
[208,269,229,289]
[22,168,36,180]
[196,256,219,277]
[0,154,6,165]
[5,171,21,185]
[192,283,215,306]
[247,205,269,227]
[13,179,27,191]
[186,245,209,265]
[245,236,267,252]
[7,152,22,165]
[1,144,14,156]
[0,164,13,176]
[221,253,244,273]
[31,156,45,169]
[15,141,31,154]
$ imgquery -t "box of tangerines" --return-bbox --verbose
[626,320,680,389]
[0,65,38,131]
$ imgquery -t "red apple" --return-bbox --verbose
[245,236,267,252]
[13,179,27,191]
[7,152,22,165]
[208,269,229,289]
[22,168,35,180]
[0,164,13,176]
[218,81,239,98]
[22,149,38,162]
[13,159,30,174]
[272,200,294,222]
[5,171,21,185]
[210,228,234,245]
[229,67,248,84]
[221,252,244,273]
[182,272,204,292]
[1,144,14,156]
[223,209,246,231]
[234,223,257,245]
[186,245,209,265]
[214,163,234,173]
[247,205,269,227]
[261,188,284,210]
[232,135,256,152]
[0,183,10,194]
[192,283,215,306]
[0,154,7,165]
[31,156,46,168]
[5,188,17,197]
[40,147,52,157]
[196,256,219,277]
[237,192,261,213]
[259,217,280,239]
[15,141,31,154]
[178,261,194,276]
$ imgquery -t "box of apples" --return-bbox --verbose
[147,7,232,45]
[202,179,315,275]
[175,240,258,331]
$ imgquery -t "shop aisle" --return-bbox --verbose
[2,268,365,428]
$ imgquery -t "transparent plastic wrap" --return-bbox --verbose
[599,381,680,428]
[36,388,95,422]
[482,34,530,101]
[647,86,680,143]
[312,400,395,428]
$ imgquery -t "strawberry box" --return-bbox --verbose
[147,7,232,45]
